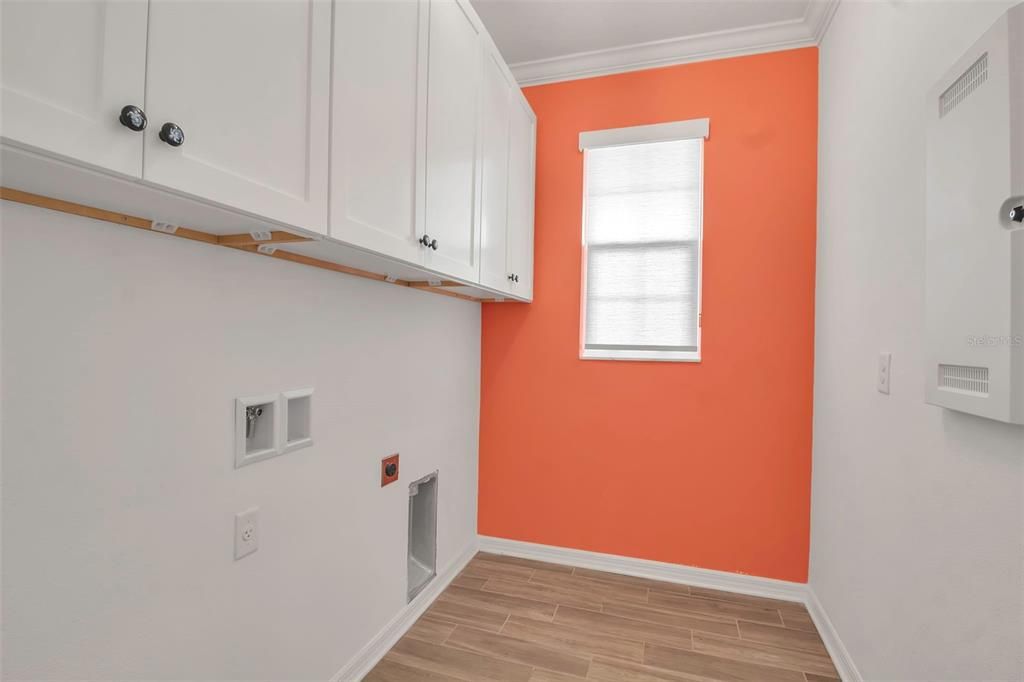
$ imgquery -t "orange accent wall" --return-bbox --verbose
[479,48,818,582]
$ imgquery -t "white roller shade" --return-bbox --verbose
[582,135,703,360]
[579,118,709,151]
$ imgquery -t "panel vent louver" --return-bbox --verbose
[939,53,988,117]
[938,364,990,395]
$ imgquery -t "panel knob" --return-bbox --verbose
[419,234,432,248]
[430,238,438,250]
[1010,205,1024,223]
[158,122,185,147]
[118,105,147,132]
[384,463,397,477]
[514,274,520,283]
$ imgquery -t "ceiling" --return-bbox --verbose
[470,0,838,85]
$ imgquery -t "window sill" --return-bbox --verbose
[580,348,701,363]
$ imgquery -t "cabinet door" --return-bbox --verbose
[0,0,148,177]
[143,0,330,233]
[478,48,514,293]
[506,96,537,300]
[331,0,427,263]
[422,0,482,280]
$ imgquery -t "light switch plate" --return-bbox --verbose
[234,507,259,560]
[878,352,892,394]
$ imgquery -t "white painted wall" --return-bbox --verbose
[1,197,4,679]
[813,2,1024,680]
[0,202,481,680]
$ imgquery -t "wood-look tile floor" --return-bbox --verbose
[365,552,840,682]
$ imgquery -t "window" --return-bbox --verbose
[579,119,707,362]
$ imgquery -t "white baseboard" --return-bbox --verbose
[804,585,863,682]
[478,535,862,682]
[331,538,479,682]
[478,535,807,604]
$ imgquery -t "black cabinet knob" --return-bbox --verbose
[508,274,515,281]
[514,274,519,282]
[118,105,147,132]
[1011,205,1024,223]
[430,239,438,250]
[158,122,185,147]
[419,234,432,248]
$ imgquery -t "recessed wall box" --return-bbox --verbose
[235,394,280,468]
[925,3,1024,424]
[407,471,438,602]
[282,388,314,453]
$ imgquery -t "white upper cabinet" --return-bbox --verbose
[0,0,148,177]
[422,0,483,281]
[331,0,427,263]
[478,48,513,293]
[143,0,331,233]
[506,95,537,301]
[1,0,535,298]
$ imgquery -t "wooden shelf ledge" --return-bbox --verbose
[0,186,502,304]
[217,231,312,247]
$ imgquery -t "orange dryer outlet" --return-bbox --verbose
[381,454,400,486]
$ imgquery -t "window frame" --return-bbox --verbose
[578,119,707,363]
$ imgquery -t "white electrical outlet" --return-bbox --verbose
[878,352,892,395]
[234,507,259,560]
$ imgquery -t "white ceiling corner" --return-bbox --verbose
[804,0,841,43]
[476,0,841,87]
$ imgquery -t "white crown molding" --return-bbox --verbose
[510,0,842,86]
[805,0,842,43]
[479,535,863,682]
[330,539,478,682]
